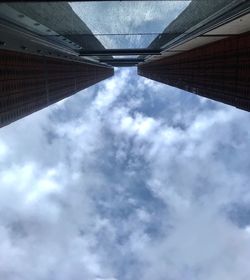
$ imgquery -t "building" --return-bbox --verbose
[0,1,249,127]
[0,2,114,127]
[138,0,250,111]
[138,32,250,111]
[0,49,113,127]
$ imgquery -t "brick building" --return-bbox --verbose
[138,32,250,111]
[0,50,113,127]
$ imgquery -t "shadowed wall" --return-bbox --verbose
[0,50,113,127]
[138,32,250,111]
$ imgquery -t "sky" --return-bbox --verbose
[0,68,250,280]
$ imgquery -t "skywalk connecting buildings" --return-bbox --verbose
[0,0,249,127]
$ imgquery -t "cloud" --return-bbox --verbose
[0,68,250,280]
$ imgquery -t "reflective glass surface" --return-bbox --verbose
[0,0,246,66]
[149,0,235,50]
[1,1,243,51]
[69,1,191,49]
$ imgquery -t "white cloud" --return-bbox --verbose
[0,68,250,280]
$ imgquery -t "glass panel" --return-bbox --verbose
[1,2,106,51]
[149,0,235,50]
[0,0,245,56]
[69,1,191,49]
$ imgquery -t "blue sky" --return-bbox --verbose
[0,68,250,280]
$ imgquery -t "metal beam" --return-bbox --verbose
[0,0,192,2]
[107,63,139,67]
[80,48,161,56]
[99,58,144,63]
[100,58,145,67]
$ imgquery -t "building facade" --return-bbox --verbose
[0,1,249,128]
[0,49,113,127]
[0,2,114,128]
[138,32,250,111]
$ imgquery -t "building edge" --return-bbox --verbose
[138,32,250,112]
[0,49,114,127]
